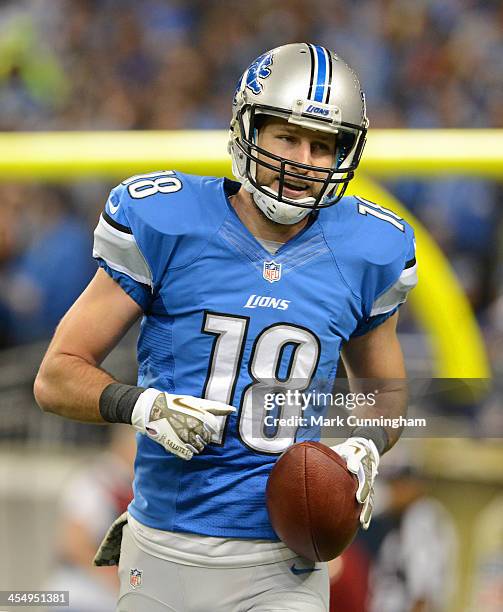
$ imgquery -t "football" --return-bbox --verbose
[266,441,360,561]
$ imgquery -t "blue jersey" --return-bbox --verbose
[93,170,417,540]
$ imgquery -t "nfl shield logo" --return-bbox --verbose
[130,568,143,589]
[263,261,282,283]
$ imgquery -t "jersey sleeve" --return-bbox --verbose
[370,250,417,317]
[352,217,417,337]
[92,183,153,310]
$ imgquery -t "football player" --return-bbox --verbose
[35,43,417,611]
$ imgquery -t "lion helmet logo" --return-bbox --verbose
[245,52,273,95]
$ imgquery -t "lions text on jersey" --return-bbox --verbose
[93,170,417,540]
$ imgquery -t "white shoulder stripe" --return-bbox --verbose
[370,263,418,317]
[93,215,153,288]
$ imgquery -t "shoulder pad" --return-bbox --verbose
[94,171,229,285]
[319,195,416,315]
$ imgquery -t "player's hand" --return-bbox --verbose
[330,437,379,530]
[131,389,236,460]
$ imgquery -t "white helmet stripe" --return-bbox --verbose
[307,44,317,100]
[322,47,332,104]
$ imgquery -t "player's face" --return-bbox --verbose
[255,117,336,200]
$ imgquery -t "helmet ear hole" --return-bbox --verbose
[336,130,357,167]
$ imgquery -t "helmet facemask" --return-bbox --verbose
[230,103,367,224]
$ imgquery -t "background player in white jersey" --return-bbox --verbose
[34,43,417,611]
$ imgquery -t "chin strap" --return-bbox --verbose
[230,139,316,226]
[252,186,312,225]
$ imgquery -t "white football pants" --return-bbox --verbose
[116,524,329,611]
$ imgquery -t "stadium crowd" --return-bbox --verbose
[0,0,502,354]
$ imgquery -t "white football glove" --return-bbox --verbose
[131,389,236,460]
[331,437,380,530]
